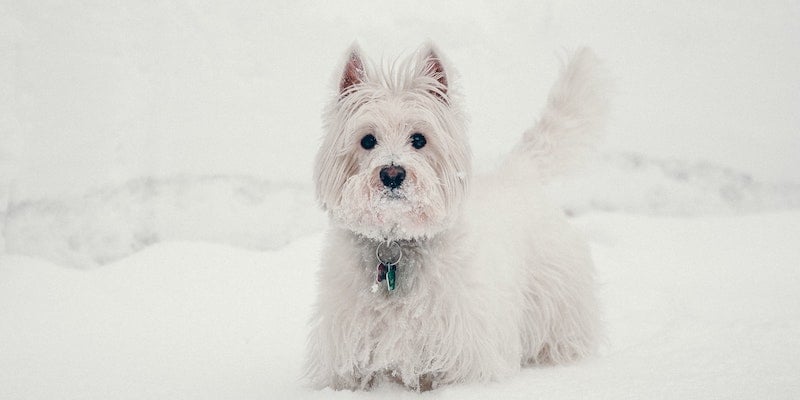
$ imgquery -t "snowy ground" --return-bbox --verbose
[2,1,800,399]
[2,212,799,399]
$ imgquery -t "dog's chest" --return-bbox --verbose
[354,241,467,323]
[357,250,450,358]
[357,241,424,297]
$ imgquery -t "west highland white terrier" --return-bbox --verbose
[306,43,607,391]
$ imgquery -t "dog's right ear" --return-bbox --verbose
[339,44,366,97]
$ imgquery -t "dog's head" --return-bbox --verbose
[314,44,471,241]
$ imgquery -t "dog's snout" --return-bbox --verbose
[379,165,406,189]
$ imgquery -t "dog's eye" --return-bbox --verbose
[360,134,377,150]
[410,133,426,149]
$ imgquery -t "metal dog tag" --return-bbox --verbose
[375,240,402,291]
[376,262,388,282]
[386,264,397,291]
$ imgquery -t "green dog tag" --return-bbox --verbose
[387,264,397,291]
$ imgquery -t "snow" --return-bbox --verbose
[3,176,324,267]
[0,237,320,399]
[2,214,799,399]
[3,160,798,269]
[2,1,800,399]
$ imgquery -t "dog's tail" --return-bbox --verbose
[504,47,609,182]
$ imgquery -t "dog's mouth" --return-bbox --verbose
[383,188,406,200]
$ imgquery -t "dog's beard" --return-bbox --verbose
[332,163,451,241]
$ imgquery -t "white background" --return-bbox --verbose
[2,1,798,201]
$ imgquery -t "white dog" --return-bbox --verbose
[306,43,607,391]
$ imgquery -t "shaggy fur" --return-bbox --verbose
[306,43,607,391]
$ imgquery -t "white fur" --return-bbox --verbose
[306,43,606,391]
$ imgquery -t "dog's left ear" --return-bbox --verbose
[420,45,448,103]
[340,44,366,97]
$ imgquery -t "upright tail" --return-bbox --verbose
[504,47,609,182]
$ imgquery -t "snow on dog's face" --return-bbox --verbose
[314,44,471,241]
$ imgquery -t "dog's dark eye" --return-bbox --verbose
[410,133,426,149]
[360,134,377,150]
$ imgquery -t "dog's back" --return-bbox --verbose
[481,47,607,364]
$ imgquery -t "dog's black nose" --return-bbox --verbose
[380,165,406,189]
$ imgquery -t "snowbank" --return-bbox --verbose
[550,153,800,216]
[3,155,797,268]
[2,176,325,268]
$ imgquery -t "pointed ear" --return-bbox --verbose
[421,45,448,103]
[339,44,366,96]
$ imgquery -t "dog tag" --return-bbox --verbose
[376,262,388,283]
[386,264,397,291]
[375,240,402,292]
